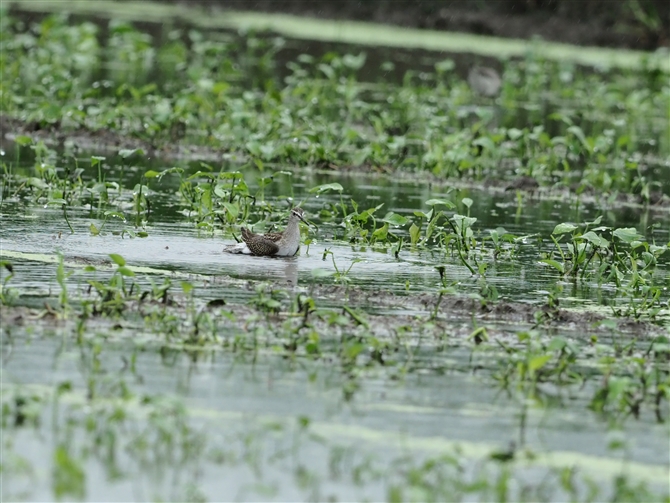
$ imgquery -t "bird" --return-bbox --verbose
[223,207,309,257]
[467,66,502,98]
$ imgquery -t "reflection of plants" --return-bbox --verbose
[489,327,669,427]
[431,265,457,320]
[493,331,580,396]
[249,283,287,314]
[53,381,206,501]
[590,335,670,423]
[387,448,666,503]
[55,253,73,312]
[0,261,18,306]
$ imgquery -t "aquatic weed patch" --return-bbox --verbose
[2,251,668,418]
[2,254,669,500]
[4,378,666,502]
[3,140,669,319]
[2,12,669,199]
[2,147,669,499]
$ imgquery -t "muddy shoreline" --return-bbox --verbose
[2,251,666,339]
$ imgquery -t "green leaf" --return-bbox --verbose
[14,135,33,146]
[451,214,477,229]
[117,266,135,277]
[529,354,552,372]
[613,227,641,243]
[472,137,495,151]
[435,58,455,73]
[552,223,578,235]
[372,223,389,242]
[649,244,668,256]
[425,198,455,209]
[119,148,144,158]
[222,202,239,218]
[468,326,489,343]
[414,209,433,220]
[213,184,227,199]
[27,177,48,190]
[567,125,592,153]
[144,170,161,178]
[462,198,473,209]
[581,231,609,248]
[352,146,371,167]
[382,212,408,227]
[547,337,567,352]
[357,204,384,220]
[109,254,126,267]
[186,170,215,181]
[540,259,564,273]
[311,268,335,279]
[344,342,365,359]
[257,175,274,188]
[409,223,421,246]
[586,215,603,226]
[507,128,524,140]
[102,210,123,219]
[217,171,242,179]
[309,182,343,194]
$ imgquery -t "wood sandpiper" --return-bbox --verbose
[224,207,309,257]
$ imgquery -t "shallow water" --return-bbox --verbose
[2,148,668,306]
[2,146,670,501]
[3,334,668,501]
[3,58,670,501]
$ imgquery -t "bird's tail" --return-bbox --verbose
[223,242,250,254]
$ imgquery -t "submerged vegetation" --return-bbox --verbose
[1,4,670,502]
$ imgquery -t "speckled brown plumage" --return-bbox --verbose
[224,207,308,257]
[240,227,281,256]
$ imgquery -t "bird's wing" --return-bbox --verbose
[262,231,284,243]
[241,227,279,255]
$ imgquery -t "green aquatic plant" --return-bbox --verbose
[249,283,287,314]
[3,13,668,189]
[541,217,669,318]
[55,253,73,312]
[487,227,524,260]
[85,254,137,315]
[0,261,18,306]
[1,11,669,501]
[168,166,253,232]
[321,249,362,286]
[590,334,670,423]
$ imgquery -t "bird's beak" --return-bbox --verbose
[298,213,317,229]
